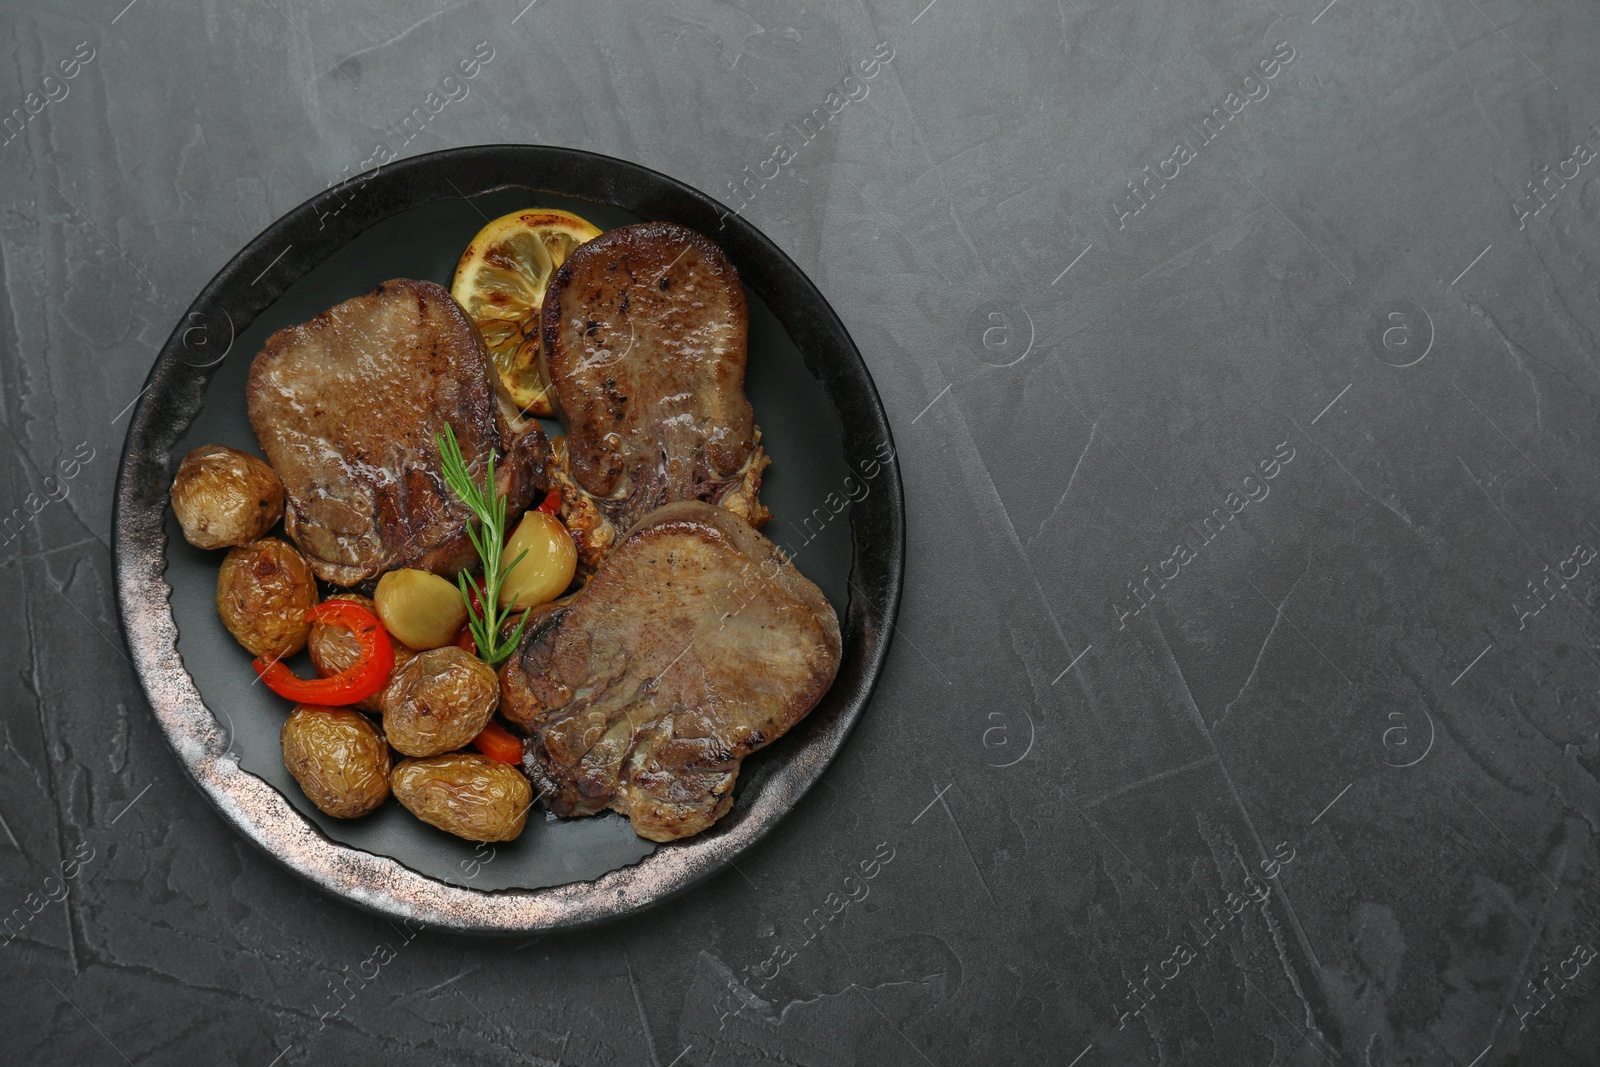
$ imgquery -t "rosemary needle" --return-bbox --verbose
[436,424,529,665]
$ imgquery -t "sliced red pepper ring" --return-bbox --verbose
[535,486,561,516]
[472,720,524,764]
[253,600,394,706]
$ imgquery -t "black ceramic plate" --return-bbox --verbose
[113,145,903,934]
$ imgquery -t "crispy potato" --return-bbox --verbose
[281,705,391,818]
[499,511,577,610]
[216,537,317,659]
[171,444,285,549]
[380,646,498,757]
[374,568,468,650]
[391,753,532,841]
[308,593,415,713]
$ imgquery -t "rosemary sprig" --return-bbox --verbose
[436,424,530,666]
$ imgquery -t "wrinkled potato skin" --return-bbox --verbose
[281,705,391,818]
[216,538,317,659]
[171,444,285,549]
[391,753,531,841]
[309,593,415,713]
[380,646,499,757]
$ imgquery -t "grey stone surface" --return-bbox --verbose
[2,0,1599,1063]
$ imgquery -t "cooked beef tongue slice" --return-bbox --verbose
[247,278,545,587]
[500,500,841,842]
[541,221,769,564]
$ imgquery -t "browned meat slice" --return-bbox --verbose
[541,222,770,568]
[247,278,545,586]
[500,501,840,841]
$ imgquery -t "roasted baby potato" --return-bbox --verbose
[380,646,498,757]
[281,705,391,817]
[374,568,468,650]
[500,511,578,609]
[216,537,317,659]
[308,593,415,713]
[171,444,285,549]
[391,753,532,841]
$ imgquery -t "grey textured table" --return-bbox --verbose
[3,0,1599,1063]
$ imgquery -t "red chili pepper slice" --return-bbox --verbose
[472,720,524,764]
[535,486,561,516]
[252,600,393,706]
[455,624,478,653]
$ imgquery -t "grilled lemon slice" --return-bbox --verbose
[451,208,602,416]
